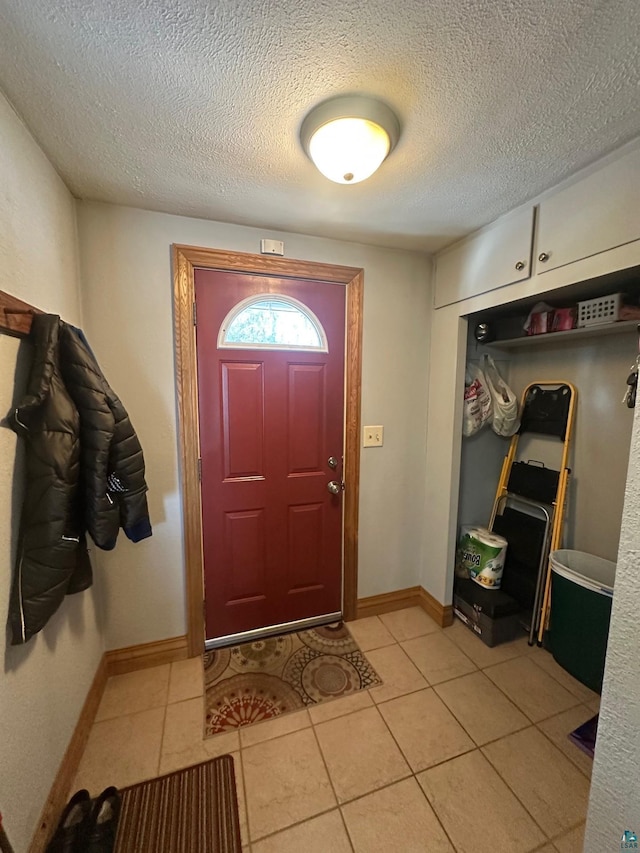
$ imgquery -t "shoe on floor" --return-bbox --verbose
[80,787,121,853]
[45,789,91,853]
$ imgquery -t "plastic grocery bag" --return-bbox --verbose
[463,363,493,437]
[482,354,520,437]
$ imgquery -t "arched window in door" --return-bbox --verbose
[218,294,328,351]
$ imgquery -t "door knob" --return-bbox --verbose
[327,480,345,495]
[327,456,339,470]
[538,252,549,262]
[515,260,526,271]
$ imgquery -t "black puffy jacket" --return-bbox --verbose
[8,315,92,644]
[8,315,151,644]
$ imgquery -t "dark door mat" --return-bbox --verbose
[114,754,241,853]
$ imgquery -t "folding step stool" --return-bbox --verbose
[488,382,577,645]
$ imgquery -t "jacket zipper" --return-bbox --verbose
[17,553,26,643]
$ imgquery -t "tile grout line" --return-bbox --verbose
[248,804,342,847]
[311,696,420,813]
[235,746,252,848]
[156,698,170,778]
[549,817,588,842]
[349,682,464,851]
[237,708,311,751]
[226,668,251,847]
[479,658,586,728]
[308,722,355,853]
[525,650,600,705]
[388,626,589,844]
[480,734,563,843]
[375,689,464,853]
[478,658,565,728]
[311,689,462,852]
[458,649,591,839]
[534,714,594,780]
[432,679,532,750]
[398,632,481,689]
[371,681,432,708]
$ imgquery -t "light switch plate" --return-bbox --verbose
[363,425,384,447]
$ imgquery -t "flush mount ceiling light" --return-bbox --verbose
[300,95,400,185]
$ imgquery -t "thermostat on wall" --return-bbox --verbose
[260,239,285,256]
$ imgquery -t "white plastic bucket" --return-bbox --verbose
[550,549,615,597]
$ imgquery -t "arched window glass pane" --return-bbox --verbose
[219,295,327,351]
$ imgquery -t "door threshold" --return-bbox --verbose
[205,611,342,650]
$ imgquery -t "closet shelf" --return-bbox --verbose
[489,319,639,350]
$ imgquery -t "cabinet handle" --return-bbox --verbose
[538,252,550,263]
[515,261,525,271]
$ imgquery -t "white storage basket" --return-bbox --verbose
[577,293,622,327]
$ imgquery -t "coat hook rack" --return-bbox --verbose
[0,290,41,338]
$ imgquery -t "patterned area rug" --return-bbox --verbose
[204,622,381,736]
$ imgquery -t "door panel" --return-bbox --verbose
[287,503,324,593]
[224,509,267,602]
[220,362,265,479]
[195,269,345,641]
[288,363,325,473]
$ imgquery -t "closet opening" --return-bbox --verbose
[455,264,640,649]
[454,267,640,646]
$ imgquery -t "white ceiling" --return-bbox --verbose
[0,0,639,252]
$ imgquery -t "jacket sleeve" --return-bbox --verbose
[106,392,153,543]
[59,324,121,549]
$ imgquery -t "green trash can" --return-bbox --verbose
[549,549,616,693]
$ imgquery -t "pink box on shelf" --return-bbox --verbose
[551,307,577,332]
[527,310,553,335]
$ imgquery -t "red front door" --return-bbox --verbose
[195,270,346,641]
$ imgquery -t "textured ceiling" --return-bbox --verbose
[0,0,639,252]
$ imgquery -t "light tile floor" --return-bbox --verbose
[73,608,597,852]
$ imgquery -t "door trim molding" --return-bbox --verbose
[172,245,364,657]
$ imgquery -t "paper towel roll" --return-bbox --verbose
[459,527,508,589]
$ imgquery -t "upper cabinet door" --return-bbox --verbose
[434,206,534,309]
[535,146,640,275]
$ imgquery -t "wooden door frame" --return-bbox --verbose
[172,245,364,657]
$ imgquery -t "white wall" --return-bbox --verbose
[0,91,104,852]
[76,202,432,650]
[585,402,640,851]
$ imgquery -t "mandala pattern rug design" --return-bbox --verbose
[204,622,382,736]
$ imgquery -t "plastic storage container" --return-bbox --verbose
[453,577,522,647]
[549,550,616,693]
